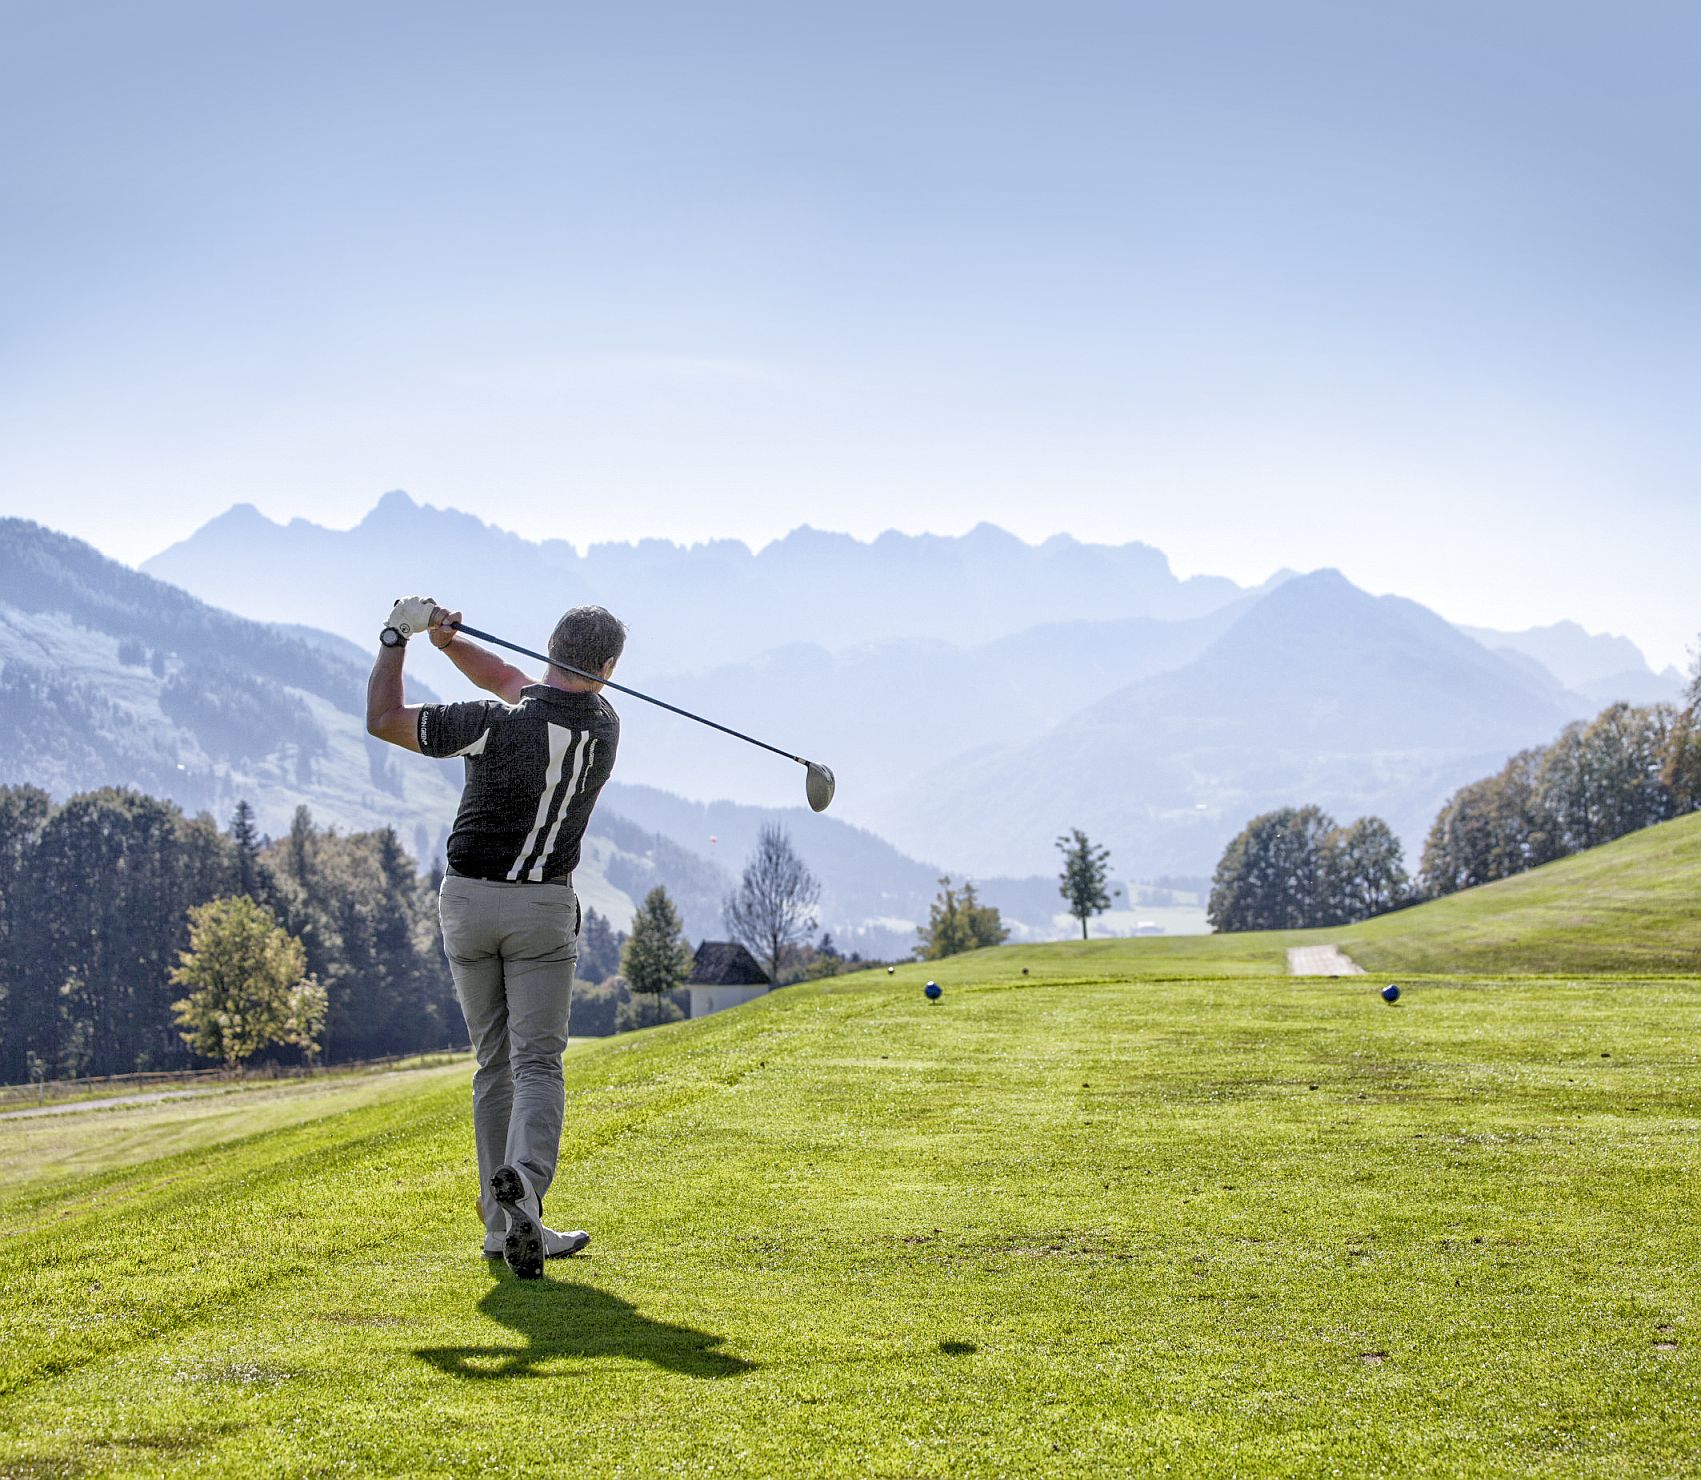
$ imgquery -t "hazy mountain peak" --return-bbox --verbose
[363,488,422,522]
[764,525,858,555]
[200,501,273,532]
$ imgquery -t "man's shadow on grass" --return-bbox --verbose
[416,1268,754,1381]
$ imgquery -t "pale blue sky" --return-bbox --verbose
[1,1,1695,666]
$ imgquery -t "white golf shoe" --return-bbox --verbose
[489,1166,590,1275]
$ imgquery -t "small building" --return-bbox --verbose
[686,941,771,1020]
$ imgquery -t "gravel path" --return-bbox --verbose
[0,1087,230,1121]
[1286,945,1365,976]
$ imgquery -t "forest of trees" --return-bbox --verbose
[0,788,459,1081]
[1208,691,1701,933]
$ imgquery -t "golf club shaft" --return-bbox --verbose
[448,621,810,768]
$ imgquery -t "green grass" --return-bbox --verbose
[1335,812,1701,977]
[2,947,1697,1476]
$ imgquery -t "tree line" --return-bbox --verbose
[1207,687,1701,932]
[1418,699,1698,897]
[0,788,459,1082]
[0,788,866,1082]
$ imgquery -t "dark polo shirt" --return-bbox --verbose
[417,684,619,884]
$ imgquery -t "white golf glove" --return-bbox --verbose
[385,596,437,640]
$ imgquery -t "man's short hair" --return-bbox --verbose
[548,606,627,676]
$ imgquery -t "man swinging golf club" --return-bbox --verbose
[367,595,623,1278]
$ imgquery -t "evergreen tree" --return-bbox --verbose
[577,907,625,984]
[1056,829,1113,940]
[259,815,454,1063]
[0,786,53,1073]
[229,799,263,899]
[7,789,232,1078]
[621,887,694,1029]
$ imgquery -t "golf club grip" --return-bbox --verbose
[447,622,807,767]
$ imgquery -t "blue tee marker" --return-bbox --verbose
[925,981,942,1002]
[1381,984,1401,1004]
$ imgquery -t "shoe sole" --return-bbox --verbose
[490,1166,544,1280]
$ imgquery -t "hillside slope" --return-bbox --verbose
[1339,810,1701,975]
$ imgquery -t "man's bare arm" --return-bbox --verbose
[429,608,531,703]
[366,642,423,751]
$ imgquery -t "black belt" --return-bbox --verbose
[446,863,573,887]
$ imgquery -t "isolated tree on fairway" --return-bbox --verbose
[916,876,1009,960]
[621,886,694,1028]
[1057,829,1113,940]
[171,895,326,1070]
[724,825,821,982]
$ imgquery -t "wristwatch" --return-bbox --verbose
[380,626,406,649]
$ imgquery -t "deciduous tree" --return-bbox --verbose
[1207,806,1334,932]
[171,895,326,1069]
[724,825,821,982]
[1321,817,1409,923]
[916,877,1009,959]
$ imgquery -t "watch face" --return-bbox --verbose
[381,627,404,648]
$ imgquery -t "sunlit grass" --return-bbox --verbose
[1,945,1695,1476]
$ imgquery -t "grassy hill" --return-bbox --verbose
[1336,811,1701,976]
[2,935,1696,1476]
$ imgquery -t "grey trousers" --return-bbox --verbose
[438,873,579,1235]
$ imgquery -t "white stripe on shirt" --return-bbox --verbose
[507,723,575,880]
[528,737,596,881]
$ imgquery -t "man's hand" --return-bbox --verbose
[428,607,463,649]
[385,596,437,641]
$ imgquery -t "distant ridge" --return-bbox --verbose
[142,492,1268,670]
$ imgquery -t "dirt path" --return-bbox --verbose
[1286,945,1365,976]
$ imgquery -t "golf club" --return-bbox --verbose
[447,621,837,812]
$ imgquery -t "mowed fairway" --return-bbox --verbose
[1,941,1698,1476]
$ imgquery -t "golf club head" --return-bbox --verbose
[805,762,836,813]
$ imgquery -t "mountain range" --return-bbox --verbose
[144,491,1270,669]
[139,495,1683,875]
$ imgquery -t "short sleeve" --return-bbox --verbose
[417,700,501,759]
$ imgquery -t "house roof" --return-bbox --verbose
[688,941,770,986]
